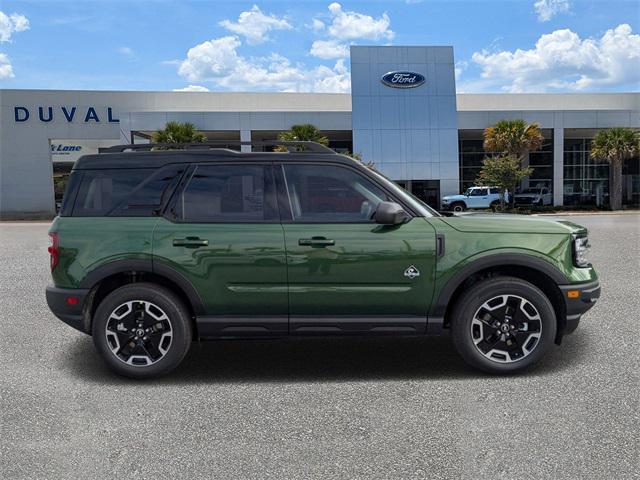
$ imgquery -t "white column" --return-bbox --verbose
[553,127,564,206]
[240,129,251,153]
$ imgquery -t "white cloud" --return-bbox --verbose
[310,39,349,59]
[471,24,640,92]
[118,46,134,56]
[311,18,325,32]
[0,11,29,43]
[454,60,468,81]
[0,52,14,79]
[308,3,394,59]
[219,5,291,45]
[173,85,210,92]
[324,2,393,41]
[534,0,570,22]
[177,35,350,93]
[178,36,243,82]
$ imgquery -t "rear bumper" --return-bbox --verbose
[45,285,90,334]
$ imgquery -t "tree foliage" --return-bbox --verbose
[481,119,544,208]
[345,151,376,170]
[276,124,329,151]
[483,119,544,158]
[476,155,533,209]
[152,121,206,145]
[590,127,640,210]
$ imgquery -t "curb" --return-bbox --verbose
[534,211,640,216]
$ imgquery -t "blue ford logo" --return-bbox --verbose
[381,71,425,89]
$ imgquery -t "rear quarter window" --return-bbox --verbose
[71,167,184,217]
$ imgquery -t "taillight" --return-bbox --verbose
[48,232,59,271]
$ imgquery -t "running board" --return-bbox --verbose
[195,315,432,338]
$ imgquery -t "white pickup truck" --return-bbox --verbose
[514,186,553,206]
[441,186,507,212]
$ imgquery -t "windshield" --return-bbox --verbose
[368,169,439,217]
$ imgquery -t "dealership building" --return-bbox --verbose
[1,45,638,218]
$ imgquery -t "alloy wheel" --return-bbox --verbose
[470,294,542,363]
[105,300,173,366]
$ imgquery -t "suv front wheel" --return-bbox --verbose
[92,283,193,378]
[451,276,556,374]
[451,201,466,213]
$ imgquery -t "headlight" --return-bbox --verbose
[442,199,449,203]
[573,235,590,267]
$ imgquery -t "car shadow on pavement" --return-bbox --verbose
[62,331,589,384]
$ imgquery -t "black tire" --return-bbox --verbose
[92,283,192,379]
[450,276,556,374]
[451,202,466,213]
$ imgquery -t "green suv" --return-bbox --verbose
[45,141,600,378]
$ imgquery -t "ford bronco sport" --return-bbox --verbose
[45,141,600,378]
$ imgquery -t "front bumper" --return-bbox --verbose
[559,279,600,334]
[45,285,90,334]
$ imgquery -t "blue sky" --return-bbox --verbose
[0,0,638,93]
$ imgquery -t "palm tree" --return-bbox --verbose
[483,119,544,159]
[276,124,329,151]
[590,127,640,210]
[483,119,544,207]
[152,121,206,145]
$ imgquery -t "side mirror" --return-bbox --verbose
[374,201,410,225]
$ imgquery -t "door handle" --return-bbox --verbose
[173,237,209,248]
[298,237,335,247]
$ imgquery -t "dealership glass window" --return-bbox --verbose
[528,133,553,189]
[458,138,493,193]
[459,130,554,194]
[622,154,640,207]
[563,138,610,206]
[564,137,640,207]
[52,162,74,211]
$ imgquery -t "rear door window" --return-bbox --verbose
[172,164,277,222]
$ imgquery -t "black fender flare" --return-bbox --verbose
[79,259,205,315]
[430,253,569,319]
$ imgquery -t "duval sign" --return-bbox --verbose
[14,106,119,123]
[381,71,425,89]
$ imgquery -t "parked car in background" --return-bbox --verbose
[441,186,506,212]
[515,187,553,206]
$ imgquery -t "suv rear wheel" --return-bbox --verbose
[92,283,192,378]
[451,276,556,374]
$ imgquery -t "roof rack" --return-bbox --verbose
[98,140,336,154]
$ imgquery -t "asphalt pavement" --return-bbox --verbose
[1,214,638,479]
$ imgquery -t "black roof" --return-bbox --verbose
[73,148,359,170]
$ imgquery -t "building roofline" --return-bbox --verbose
[456,92,640,111]
[2,89,638,112]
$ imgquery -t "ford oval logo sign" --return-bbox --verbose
[381,71,425,89]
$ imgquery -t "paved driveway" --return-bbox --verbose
[1,214,638,479]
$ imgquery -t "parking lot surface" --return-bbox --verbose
[1,214,638,479]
